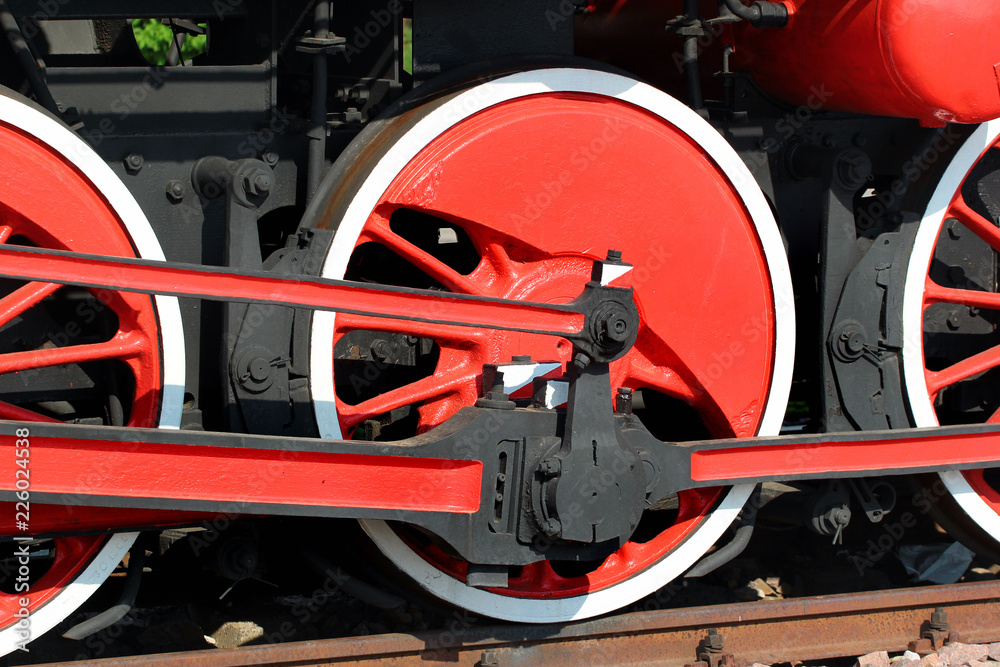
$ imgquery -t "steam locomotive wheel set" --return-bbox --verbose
[0,0,995,656]
[306,68,792,620]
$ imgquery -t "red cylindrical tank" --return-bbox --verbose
[734,0,1000,126]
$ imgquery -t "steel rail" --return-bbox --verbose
[35,580,1000,667]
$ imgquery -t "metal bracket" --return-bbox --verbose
[229,229,332,437]
[191,156,275,431]
[848,478,896,523]
[908,607,962,655]
[686,629,736,667]
[828,231,912,431]
[533,362,645,545]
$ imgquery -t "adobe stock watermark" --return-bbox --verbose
[11,427,32,652]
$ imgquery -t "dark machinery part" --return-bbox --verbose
[0,0,59,113]
[62,542,146,641]
[300,0,345,201]
[230,229,331,437]
[533,362,646,544]
[849,478,897,523]
[685,486,763,578]
[301,549,407,611]
[719,0,788,28]
[192,155,274,432]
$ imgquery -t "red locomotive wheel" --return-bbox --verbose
[0,90,185,652]
[307,68,794,621]
[903,121,1000,552]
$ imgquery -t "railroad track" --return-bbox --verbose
[35,580,1000,667]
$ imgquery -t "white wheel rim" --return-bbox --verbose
[902,120,1000,539]
[309,68,794,621]
[0,94,185,653]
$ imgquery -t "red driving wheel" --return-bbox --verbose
[308,67,793,621]
[0,89,185,652]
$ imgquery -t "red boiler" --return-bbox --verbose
[734,0,1000,126]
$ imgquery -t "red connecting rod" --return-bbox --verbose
[0,245,585,336]
[4,419,1000,538]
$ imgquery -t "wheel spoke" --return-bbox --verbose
[926,343,1000,396]
[0,281,61,328]
[0,399,58,422]
[363,220,489,296]
[0,332,146,376]
[628,354,699,404]
[339,367,477,428]
[924,278,1000,309]
[469,238,519,290]
[949,198,1000,254]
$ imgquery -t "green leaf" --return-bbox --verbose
[132,18,207,65]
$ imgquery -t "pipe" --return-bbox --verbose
[165,27,187,67]
[684,485,761,578]
[306,0,331,203]
[63,543,145,640]
[0,0,59,114]
[721,0,789,28]
[682,0,703,110]
[301,549,408,611]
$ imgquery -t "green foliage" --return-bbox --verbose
[403,18,412,74]
[132,19,207,65]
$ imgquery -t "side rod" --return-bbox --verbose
[5,417,1000,527]
[0,245,584,338]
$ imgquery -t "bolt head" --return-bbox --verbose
[166,180,185,201]
[601,316,629,344]
[248,357,270,383]
[124,153,144,172]
[253,173,272,193]
[242,169,272,196]
[833,507,852,525]
[705,628,725,651]
[542,518,561,537]
[538,458,561,477]
[845,332,865,354]
[370,339,391,361]
[837,150,873,188]
[946,218,962,240]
